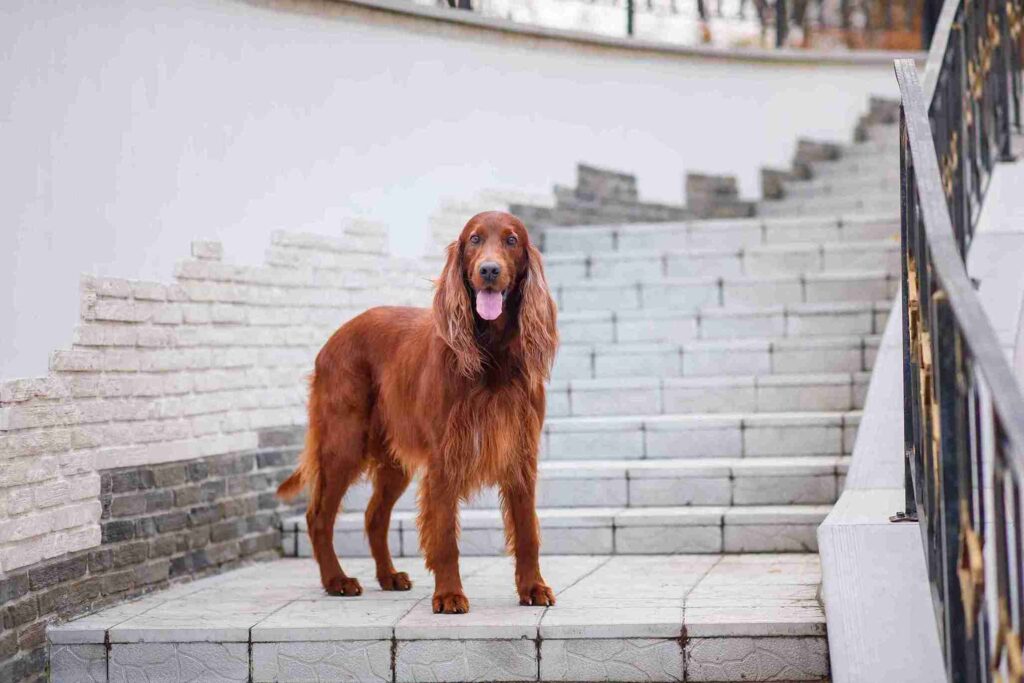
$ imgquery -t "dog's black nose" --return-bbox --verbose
[479,261,501,283]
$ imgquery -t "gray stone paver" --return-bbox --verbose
[254,599,420,642]
[540,605,685,639]
[397,598,546,640]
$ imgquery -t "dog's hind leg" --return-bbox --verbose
[365,455,413,591]
[307,406,367,597]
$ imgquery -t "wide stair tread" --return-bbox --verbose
[553,269,898,312]
[283,502,833,556]
[549,371,871,416]
[555,333,880,378]
[559,300,891,345]
[542,410,860,460]
[310,455,851,513]
[542,212,899,253]
[758,195,898,217]
[49,555,828,682]
[545,238,899,281]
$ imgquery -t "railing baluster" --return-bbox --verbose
[775,0,788,47]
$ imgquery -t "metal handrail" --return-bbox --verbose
[923,0,1022,254]
[895,0,1024,673]
[897,62,1024,502]
[920,0,959,100]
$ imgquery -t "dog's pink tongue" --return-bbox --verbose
[476,290,503,321]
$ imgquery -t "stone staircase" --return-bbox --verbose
[47,105,900,682]
[281,132,900,563]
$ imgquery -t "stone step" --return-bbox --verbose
[548,372,869,416]
[553,335,880,380]
[559,301,890,344]
[555,271,897,312]
[541,411,860,461]
[544,238,899,282]
[758,195,899,217]
[861,122,900,140]
[281,504,834,557]
[332,456,851,515]
[781,175,899,199]
[839,139,899,158]
[48,555,828,683]
[542,213,899,253]
[807,157,900,180]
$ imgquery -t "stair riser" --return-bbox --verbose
[548,377,868,416]
[766,186,896,204]
[544,219,898,254]
[555,275,897,312]
[541,417,859,461]
[553,342,878,380]
[782,177,899,199]
[545,245,900,282]
[759,196,899,217]
[283,520,824,557]
[328,467,846,514]
[840,141,899,157]
[808,160,900,180]
[560,307,889,344]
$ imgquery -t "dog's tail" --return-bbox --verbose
[276,390,321,513]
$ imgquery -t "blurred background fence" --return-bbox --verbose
[424,0,931,49]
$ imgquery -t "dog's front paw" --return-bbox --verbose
[378,571,413,591]
[432,591,470,613]
[518,582,555,607]
[324,575,363,596]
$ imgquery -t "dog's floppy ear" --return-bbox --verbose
[433,239,482,378]
[517,242,558,384]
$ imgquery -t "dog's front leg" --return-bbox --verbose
[501,473,555,607]
[419,469,469,613]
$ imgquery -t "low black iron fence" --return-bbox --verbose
[770,0,925,48]
[442,0,930,49]
[895,0,1024,678]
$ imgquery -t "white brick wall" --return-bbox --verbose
[0,205,523,575]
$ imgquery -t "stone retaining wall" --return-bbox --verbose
[0,427,304,682]
[0,220,434,576]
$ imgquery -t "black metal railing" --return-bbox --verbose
[922,0,1023,254]
[895,0,1024,677]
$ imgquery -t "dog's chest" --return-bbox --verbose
[457,387,539,482]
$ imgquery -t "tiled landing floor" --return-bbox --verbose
[48,554,828,682]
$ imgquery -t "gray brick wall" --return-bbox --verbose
[0,426,304,683]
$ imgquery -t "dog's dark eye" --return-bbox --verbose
[469,235,481,245]
[506,235,518,246]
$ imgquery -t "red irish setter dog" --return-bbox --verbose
[277,211,558,613]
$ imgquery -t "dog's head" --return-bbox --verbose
[433,211,557,381]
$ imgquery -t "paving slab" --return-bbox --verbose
[254,599,420,642]
[397,598,546,640]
